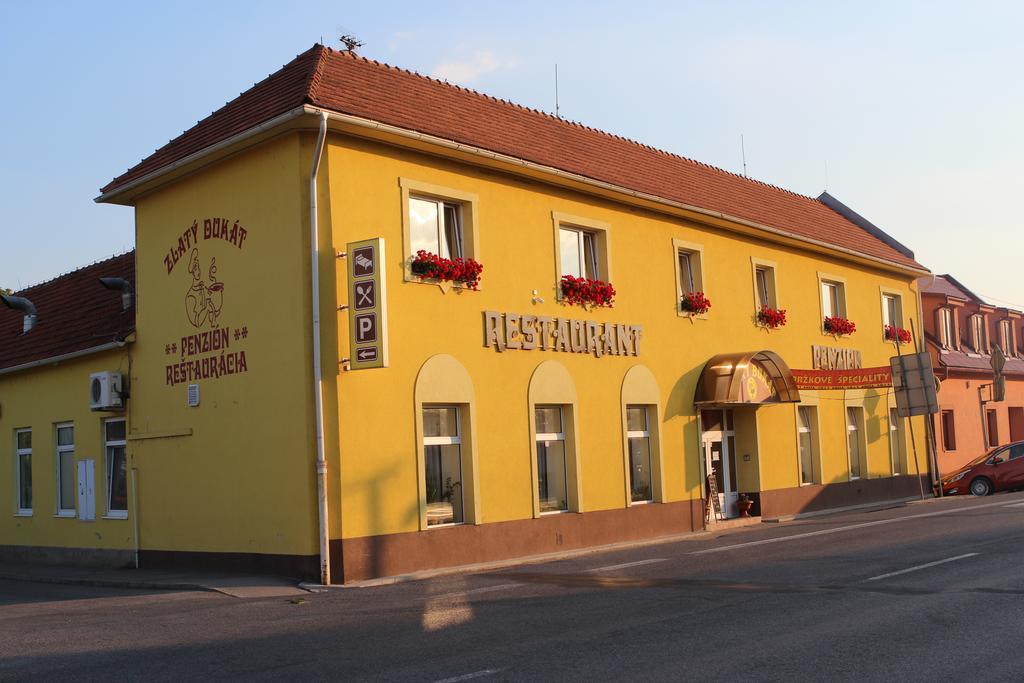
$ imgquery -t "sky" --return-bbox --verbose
[2,1,1023,306]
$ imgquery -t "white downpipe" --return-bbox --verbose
[310,111,331,585]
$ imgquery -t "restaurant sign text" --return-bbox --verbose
[484,311,643,357]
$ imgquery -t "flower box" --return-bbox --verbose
[884,324,912,344]
[680,291,712,315]
[756,305,787,329]
[560,275,616,308]
[823,315,856,336]
[410,250,483,290]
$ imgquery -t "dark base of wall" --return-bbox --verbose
[0,544,135,569]
[760,475,930,519]
[335,498,702,583]
[139,549,320,581]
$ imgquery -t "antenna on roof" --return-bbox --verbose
[741,134,748,178]
[340,34,364,53]
[555,64,560,118]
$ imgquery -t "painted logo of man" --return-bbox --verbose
[184,249,226,328]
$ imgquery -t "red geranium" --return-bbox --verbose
[756,305,787,329]
[680,291,712,315]
[884,324,912,344]
[560,275,616,308]
[824,316,856,336]
[410,250,483,290]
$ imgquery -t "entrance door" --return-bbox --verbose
[702,410,738,518]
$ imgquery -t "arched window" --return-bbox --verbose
[414,355,479,530]
[621,365,665,504]
[527,361,583,517]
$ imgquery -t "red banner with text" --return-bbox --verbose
[791,367,892,390]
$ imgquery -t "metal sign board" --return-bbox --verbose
[347,239,388,370]
[890,351,938,417]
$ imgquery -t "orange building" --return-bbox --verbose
[921,275,1024,473]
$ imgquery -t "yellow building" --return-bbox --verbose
[2,45,932,583]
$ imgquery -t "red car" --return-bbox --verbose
[941,441,1024,496]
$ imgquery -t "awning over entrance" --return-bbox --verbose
[694,350,801,406]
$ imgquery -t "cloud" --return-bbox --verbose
[431,51,513,84]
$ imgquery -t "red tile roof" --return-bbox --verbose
[101,45,925,271]
[921,275,982,302]
[0,252,135,372]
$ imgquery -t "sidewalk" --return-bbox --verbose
[0,560,308,598]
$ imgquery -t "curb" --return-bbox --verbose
[761,494,937,523]
[301,528,717,591]
[0,571,216,594]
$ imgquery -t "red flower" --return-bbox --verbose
[560,275,616,308]
[410,250,483,290]
[756,305,787,329]
[824,316,856,336]
[680,291,712,315]
[884,324,912,344]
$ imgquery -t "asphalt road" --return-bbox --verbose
[3,492,1024,682]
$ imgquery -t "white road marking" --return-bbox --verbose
[433,668,505,683]
[1003,502,1024,508]
[863,553,979,582]
[586,558,667,573]
[690,498,1016,556]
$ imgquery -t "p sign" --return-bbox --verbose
[347,238,388,370]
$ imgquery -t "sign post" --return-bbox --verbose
[346,238,388,370]
[890,323,940,500]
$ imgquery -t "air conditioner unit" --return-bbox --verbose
[90,372,124,411]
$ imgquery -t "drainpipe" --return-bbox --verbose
[309,111,331,585]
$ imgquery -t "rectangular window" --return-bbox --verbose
[797,406,818,485]
[559,226,599,280]
[754,265,777,309]
[987,409,999,448]
[410,196,463,259]
[940,308,955,349]
[1009,407,1024,443]
[15,429,32,514]
[883,294,903,329]
[423,405,464,526]
[626,405,653,502]
[534,406,568,513]
[972,315,987,353]
[104,419,128,518]
[678,251,695,295]
[846,407,864,480]
[56,424,75,516]
[1000,320,1014,357]
[889,408,905,475]
[821,280,843,319]
[941,410,957,451]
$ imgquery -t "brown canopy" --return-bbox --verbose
[694,350,801,406]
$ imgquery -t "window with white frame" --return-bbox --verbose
[797,406,818,485]
[882,294,903,329]
[754,265,778,309]
[971,314,987,353]
[55,424,75,516]
[889,408,905,475]
[534,406,568,513]
[409,196,464,259]
[104,419,128,518]
[422,405,464,526]
[678,250,699,295]
[15,429,31,514]
[846,407,864,480]
[821,280,845,319]
[626,405,653,502]
[939,308,956,349]
[560,226,600,279]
